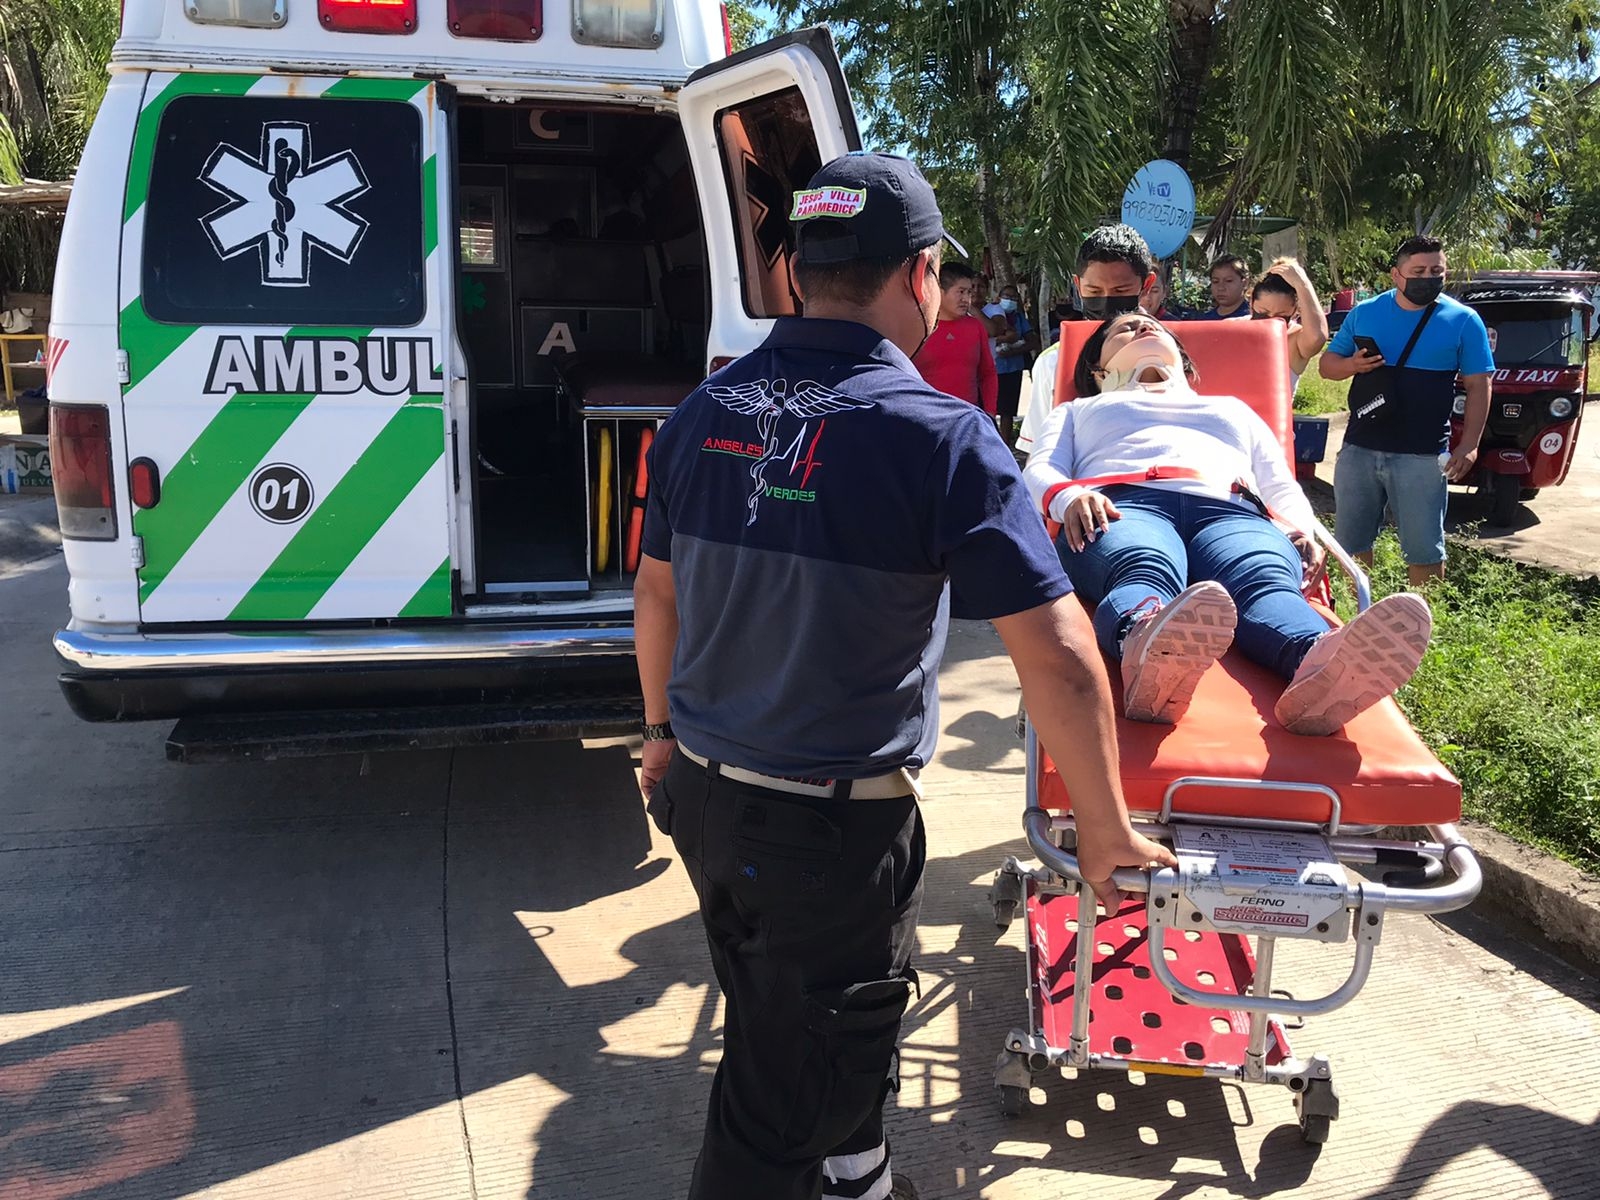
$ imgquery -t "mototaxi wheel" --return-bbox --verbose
[1487,471,1521,526]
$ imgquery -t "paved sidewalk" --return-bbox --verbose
[11,577,1593,1200]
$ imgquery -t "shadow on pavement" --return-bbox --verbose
[1353,1105,1600,1199]
[876,840,1322,1200]
[0,707,674,1199]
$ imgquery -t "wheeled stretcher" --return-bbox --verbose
[990,321,1482,1144]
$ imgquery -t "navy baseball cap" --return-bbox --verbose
[792,152,968,265]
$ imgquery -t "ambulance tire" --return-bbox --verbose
[595,427,614,573]
[623,427,654,574]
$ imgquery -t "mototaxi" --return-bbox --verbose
[1448,271,1597,525]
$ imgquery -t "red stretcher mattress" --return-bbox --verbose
[1037,320,1462,828]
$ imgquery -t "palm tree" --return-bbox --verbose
[770,0,1037,285]
[0,0,119,290]
[1150,0,1599,252]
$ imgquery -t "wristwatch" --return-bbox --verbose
[641,720,675,742]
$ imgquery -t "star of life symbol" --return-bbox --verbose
[707,378,873,525]
[199,122,370,287]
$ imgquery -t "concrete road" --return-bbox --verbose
[3,556,1599,1200]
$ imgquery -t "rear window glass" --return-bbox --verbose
[141,95,425,327]
[714,87,821,320]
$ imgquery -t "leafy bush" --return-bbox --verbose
[1344,534,1600,871]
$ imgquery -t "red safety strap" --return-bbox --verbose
[1039,465,1207,520]
[1040,465,1296,528]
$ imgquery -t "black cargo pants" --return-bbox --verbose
[650,750,926,1200]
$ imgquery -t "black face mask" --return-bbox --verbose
[1079,293,1141,321]
[1402,276,1445,305]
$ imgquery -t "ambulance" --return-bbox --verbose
[47,0,861,758]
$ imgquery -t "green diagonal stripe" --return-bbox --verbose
[135,326,368,604]
[422,154,438,258]
[126,73,258,222]
[399,556,451,618]
[121,301,199,394]
[135,392,316,603]
[228,406,445,621]
[325,77,429,101]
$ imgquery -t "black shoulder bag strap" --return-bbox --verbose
[1392,302,1440,370]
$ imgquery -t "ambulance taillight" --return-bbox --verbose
[49,406,118,541]
[448,0,542,39]
[129,459,162,510]
[319,0,416,34]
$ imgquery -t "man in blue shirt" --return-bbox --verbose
[1320,235,1494,584]
[633,152,1171,1200]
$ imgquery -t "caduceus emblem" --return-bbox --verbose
[706,378,873,525]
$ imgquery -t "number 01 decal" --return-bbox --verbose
[249,463,315,524]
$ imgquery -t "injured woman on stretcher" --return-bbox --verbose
[1023,311,1431,737]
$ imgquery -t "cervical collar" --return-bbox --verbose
[1099,355,1182,393]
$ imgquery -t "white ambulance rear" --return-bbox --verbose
[48,0,859,759]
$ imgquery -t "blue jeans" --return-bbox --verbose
[1333,443,1448,565]
[1058,485,1329,679]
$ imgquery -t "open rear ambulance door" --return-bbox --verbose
[121,75,455,625]
[677,28,862,364]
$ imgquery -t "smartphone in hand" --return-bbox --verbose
[1352,335,1383,359]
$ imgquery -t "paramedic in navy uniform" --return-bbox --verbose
[632,152,1173,1200]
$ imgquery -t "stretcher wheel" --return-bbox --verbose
[989,868,1023,929]
[997,1084,1027,1118]
[1299,1113,1331,1145]
[1296,1077,1338,1145]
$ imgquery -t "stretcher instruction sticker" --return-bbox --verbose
[1173,825,1352,942]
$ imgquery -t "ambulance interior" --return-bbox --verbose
[455,92,821,597]
[455,101,708,596]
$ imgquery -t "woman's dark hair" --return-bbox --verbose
[1251,273,1297,302]
[1072,315,1199,396]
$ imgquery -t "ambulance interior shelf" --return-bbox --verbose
[548,352,701,416]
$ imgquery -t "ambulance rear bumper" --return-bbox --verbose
[53,623,639,722]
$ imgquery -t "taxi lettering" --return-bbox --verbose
[1492,367,1569,385]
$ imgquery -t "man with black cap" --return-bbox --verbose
[633,151,1171,1200]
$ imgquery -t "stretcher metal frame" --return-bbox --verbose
[991,546,1483,1144]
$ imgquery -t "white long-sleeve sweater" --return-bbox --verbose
[1021,384,1319,536]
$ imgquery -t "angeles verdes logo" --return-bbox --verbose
[199,121,371,288]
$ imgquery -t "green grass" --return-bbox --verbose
[1338,534,1600,872]
[1293,352,1350,416]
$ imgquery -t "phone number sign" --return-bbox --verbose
[1121,159,1197,260]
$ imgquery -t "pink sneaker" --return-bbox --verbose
[1121,582,1238,723]
[1275,592,1432,736]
